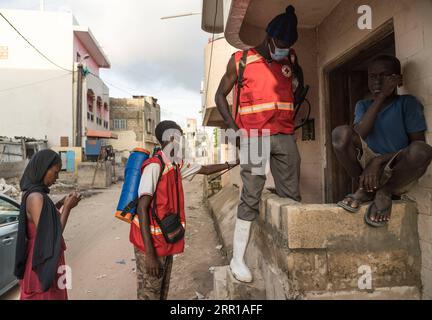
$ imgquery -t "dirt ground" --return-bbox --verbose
[1,176,227,300]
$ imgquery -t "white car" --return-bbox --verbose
[0,194,19,296]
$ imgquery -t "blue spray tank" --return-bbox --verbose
[115,148,150,224]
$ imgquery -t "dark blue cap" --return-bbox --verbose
[266,5,298,47]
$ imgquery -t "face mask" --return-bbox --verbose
[269,38,290,61]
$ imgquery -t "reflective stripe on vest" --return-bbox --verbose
[239,101,294,115]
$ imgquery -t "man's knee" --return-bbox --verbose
[404,141,432,167]
[332,125,355,150]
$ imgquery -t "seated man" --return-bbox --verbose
[332,54,432,227]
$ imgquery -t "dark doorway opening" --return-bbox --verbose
[325,29,395,203]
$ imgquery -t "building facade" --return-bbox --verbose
[109,95,161,160]
[0,9,111,149]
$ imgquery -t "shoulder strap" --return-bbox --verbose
[151,155,181,225]
[234,50,249,119]
[151,154,165,221]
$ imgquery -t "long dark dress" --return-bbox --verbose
[19,213,68,300]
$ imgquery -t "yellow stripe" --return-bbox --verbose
[239,102,294,115]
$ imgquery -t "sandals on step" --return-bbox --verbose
[337,193,373,213]
[364,201,392,228]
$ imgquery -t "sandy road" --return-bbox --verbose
[1,176,226,300]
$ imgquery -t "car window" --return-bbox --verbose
[0,198,20,226]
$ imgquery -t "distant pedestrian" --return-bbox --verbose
[14,149,81,300]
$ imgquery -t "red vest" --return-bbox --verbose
[233,48,296,136]
[129,152,186,257]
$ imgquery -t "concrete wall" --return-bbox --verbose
[203,37,237,127]
[208,185,422,299]
[292,28,321,203]
[316,0,432,299]
[0,10,74,147]
[77,161,112,189]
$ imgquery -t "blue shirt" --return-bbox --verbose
[354,95,427,155]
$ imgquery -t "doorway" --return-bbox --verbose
[324,25,395,203]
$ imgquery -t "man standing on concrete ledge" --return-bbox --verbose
[215,5,303,283]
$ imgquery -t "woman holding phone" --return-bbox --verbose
[14,149,81,300]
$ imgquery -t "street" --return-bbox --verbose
[1,176,226,300]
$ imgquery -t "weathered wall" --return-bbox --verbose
[208,187,422,299]
[316,0,432,299]
[77,161,112,189]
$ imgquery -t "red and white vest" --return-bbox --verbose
[129,152,186,257]
[233,48,296,136]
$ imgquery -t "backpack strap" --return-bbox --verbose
[234,50,249,119]
[151,154,178,227]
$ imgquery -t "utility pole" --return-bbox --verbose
[76,64,83,147]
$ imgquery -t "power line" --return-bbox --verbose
[0,11,72,72]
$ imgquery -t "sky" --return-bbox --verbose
[0,0,210,128]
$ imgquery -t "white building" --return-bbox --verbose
[0,8,112,149]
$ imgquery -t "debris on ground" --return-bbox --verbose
[195,291,205,300]
[215,245,223,250]
[208,266,215,273]
[115,259,126,265]
[0,178,21,200]
[96,274,107,279]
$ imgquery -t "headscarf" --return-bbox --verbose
[14,149,63,292]
[266,5,298,47]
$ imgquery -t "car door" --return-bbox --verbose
[0,196,20,293]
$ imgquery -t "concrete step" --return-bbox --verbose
[305,286,421,300]
[211,266,229,300]
[211,265,266,300]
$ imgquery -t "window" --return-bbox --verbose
[113,119,127,130]
[0,198,19,226]
[146,119,152,134]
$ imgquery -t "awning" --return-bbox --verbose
[86,129,118,139]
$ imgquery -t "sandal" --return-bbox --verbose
[364,201,392,228]
[337,192,374,213]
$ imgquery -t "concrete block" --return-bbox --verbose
[77,161,112,188]
[305,286,420,300]
[286,251,328,292]
[207,184,239,257]
[225,266,266,300]
[283,202,417,250]
[326,250,420,291]
[212,266,229,300]
[266,197,298,231]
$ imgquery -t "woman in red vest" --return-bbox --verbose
[215,5,302,283]
[131,120,237,300]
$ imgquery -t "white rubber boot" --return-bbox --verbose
[230,218,253,283]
